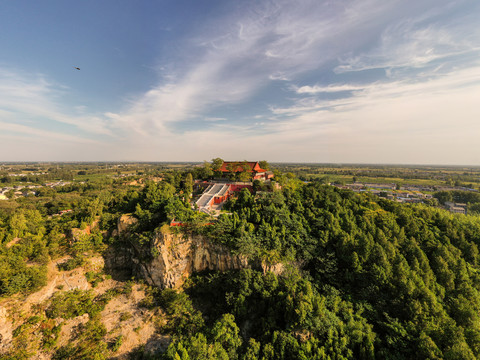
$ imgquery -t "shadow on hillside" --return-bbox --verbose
[110,333,170,360]
[102,244,135,282]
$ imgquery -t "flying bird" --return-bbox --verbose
[73,67,80,70]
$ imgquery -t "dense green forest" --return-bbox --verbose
[157,184,480,359]
[2,163,480,359]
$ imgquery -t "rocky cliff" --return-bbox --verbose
[136,228,249,289]
[114,215,285,289]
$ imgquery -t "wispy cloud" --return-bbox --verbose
[2,0,480,163]
[0,68,113,137]
[294,84,365,94]
[262,63,480,162]
[74,0,480,164]
[0,120,100,144]
[335,6,480,74]
[112,0,412,135]
[275,63,480,117]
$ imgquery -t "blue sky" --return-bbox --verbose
[1,0,480,164]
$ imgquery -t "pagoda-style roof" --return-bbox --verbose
[219,161,266,173]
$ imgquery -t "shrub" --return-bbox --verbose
[57,257,84,271]
[46,289,107,319]
[110,335,124,352]
[85,271,103,287]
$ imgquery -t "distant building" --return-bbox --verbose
[450,207,466,214]
[445,202,467,215]
[364,183,396,190]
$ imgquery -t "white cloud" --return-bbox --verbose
[0,68,114,137]
[295,84,365,94]
[111,0,412,136]
[269,73,290,81]
[335,9,480,74]
[263,64,480,163]
[2,0,480,164]
[0,120,100,144]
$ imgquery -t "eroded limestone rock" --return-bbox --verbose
[138,229,248,289]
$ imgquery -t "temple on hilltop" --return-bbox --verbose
[192,161,274,215]
[219,161,274,181]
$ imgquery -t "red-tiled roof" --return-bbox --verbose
[219,161,266,173]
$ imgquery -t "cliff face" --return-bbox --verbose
[112,214,138,238]
[137,229,249,289]
[114,216,284,289]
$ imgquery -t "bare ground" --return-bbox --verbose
[0,254,170,359]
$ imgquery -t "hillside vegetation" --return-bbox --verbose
[1,164,480,359]
[163,184,480,359]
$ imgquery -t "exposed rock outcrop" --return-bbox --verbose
[112,214,138,238]
[260,261,285,276]
[137,228,249,289]
[0,305,11,350]
[115,215,287,289]
[0,255,163,358]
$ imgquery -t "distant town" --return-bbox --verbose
[333,182,475,215]
[1,161,480,217]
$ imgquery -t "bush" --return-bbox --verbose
[119,312,132,322]
[109,335,123,352]
[40,319,62,350]
[1,265,47,295]
[53,320,108,360]
[57,256,84,271]
[85,271,104,287]
[46,289,107,319]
